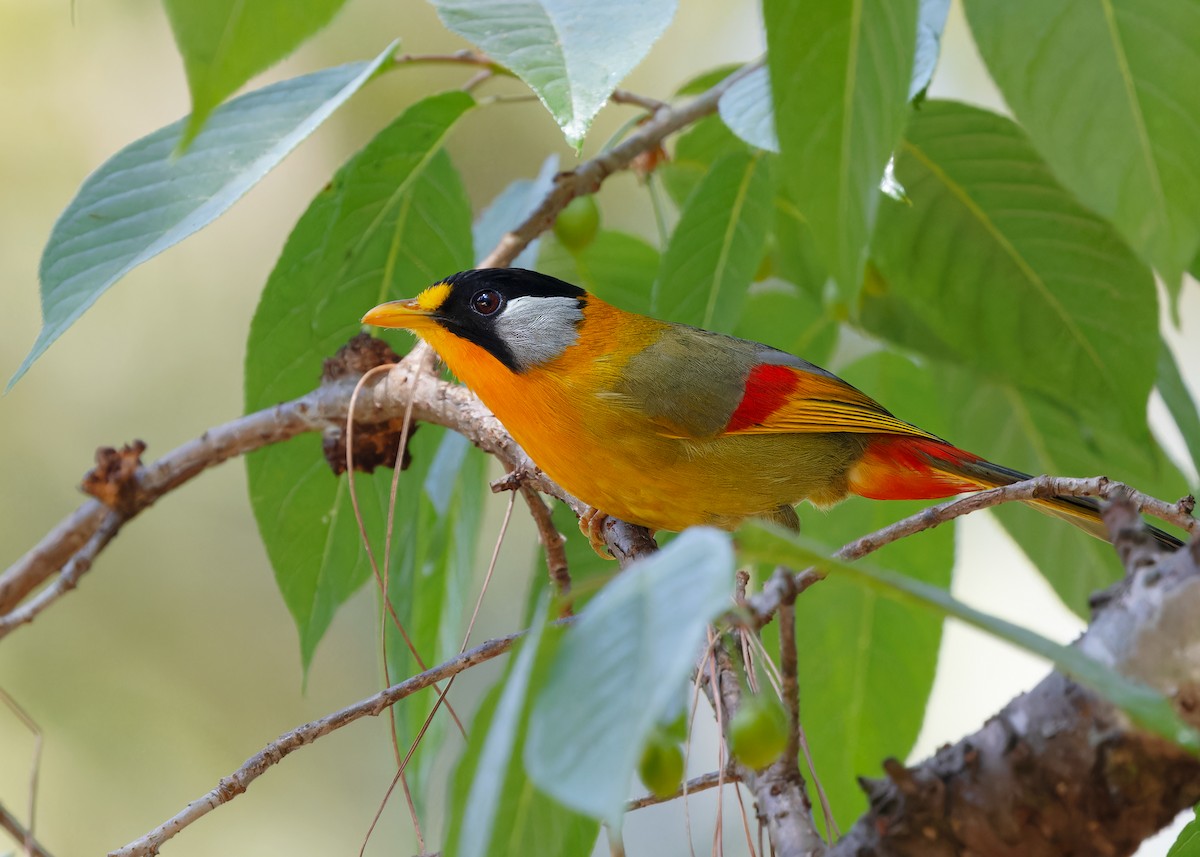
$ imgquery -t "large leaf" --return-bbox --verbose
[930,363,1188,617]
[764,0,918,301]
[538,230,659,315]
[444,598,600,857]
[964,0,1200,297]
[737,522,1200,754]
[868,100,1158,431]
[431,0,677,150]
[384,433,486,814]
[163,0,351,148]
[10,44,397,391]
[757,352,951,832]
[244,91,475,668]
[653,151,773,331]
[525,528,735,824]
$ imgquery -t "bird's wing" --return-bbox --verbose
[717,354,943,441]
[607,324,943,442]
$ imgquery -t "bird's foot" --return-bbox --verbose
[579,507,617,560]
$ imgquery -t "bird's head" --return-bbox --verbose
[362,268,587,373]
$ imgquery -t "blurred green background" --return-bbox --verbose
[1,1,1197,856]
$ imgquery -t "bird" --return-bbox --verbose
[362,268,1182,552]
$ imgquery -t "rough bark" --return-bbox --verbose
[830,504,1200,857]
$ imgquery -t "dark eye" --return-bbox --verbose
[470,289,502,316]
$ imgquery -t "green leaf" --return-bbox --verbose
[868,100,1158,430]
[445,597,601,857]
[910,0,951,100]
[660,115,751,209]
[525,528,736,824]
[654,152,773,331]
[1168,808,1200,857]
[764,0,918,302]
[384,434,486,813]
[929,363,1188,616]
[10,45,396,391]
[538,230,659,315]
[474,155,560,267]
[773,193,830,301]
[244,91,475,668]
[964,0,1200,297]
[529,501,616,622]
[737,521,1200,754]
[432,0,678,150]
[756,352,950,831]
[733,280,837,368]
[163,0,351,148]
[718,66,778,153]
[1158,340,1200,479]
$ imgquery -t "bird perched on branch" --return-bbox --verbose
[363,268,1181,553]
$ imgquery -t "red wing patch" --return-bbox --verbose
[724,364,801,432]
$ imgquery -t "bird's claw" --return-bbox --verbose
[579,507,616,560]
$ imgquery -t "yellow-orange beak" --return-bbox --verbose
[361,298,432,330]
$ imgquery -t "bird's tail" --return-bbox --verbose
[848,435,1183,550]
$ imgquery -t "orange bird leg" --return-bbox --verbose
[848,435,990,501]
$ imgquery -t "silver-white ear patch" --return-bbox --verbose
[495,295,584,371]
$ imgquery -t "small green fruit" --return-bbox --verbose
[728,693,789,770]
[553,195,600,251]
[638,733,685,799]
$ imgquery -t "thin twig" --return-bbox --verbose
[746,475,1198,626]
[0,687,43,857]
[0,802,54,857]
[626,768,740,811]
[108,631,524,857]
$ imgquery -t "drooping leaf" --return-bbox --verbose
[718,66,778,153]
[445,597,601,857]
[431,0,678,149]
[654,151,773,331]
[244,91,475,669]
[910,0,952,100]
[163,0,351,147]
[525,528,735,824]
[868,100,1158,431]
[384,433,486,813]
[756,352,950,832]
[764,0,918,302]
[10,45,396,390]
[737,521,1200,754]
[537,230,658,315]
[773,192,830,301]
[473,155,560,267]
[964,0,1200,298]
[1158,340,1200,479]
